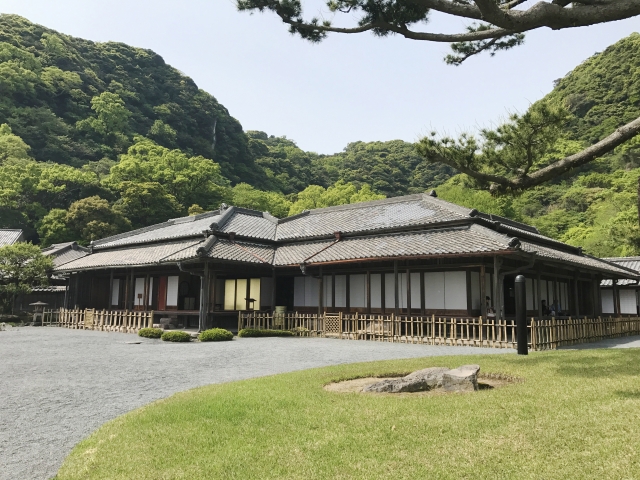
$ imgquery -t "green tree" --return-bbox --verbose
[108,138,230,210]
[0,242,53,313]
[289,181,385,215]
[231,183,292,218]
[38,196,131,245]
[114,182,182,229]
[0,123,30,163]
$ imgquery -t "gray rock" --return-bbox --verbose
[159,317,174,329]
[441,364,480,392]
[363,367,449,393]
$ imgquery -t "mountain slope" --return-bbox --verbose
[0,14,262,185]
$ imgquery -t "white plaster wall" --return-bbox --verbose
[424,271,445,310]
[370,274,382,308]
[444,271,467,310]
[111,279,120,306]
[620,290,637,314]
[335,275,347,308]
[350,274,366,308]
[601,289,614,314]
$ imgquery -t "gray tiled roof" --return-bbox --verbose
[274,224,512,266]
[42,242,90,268]
[276,194,472,241]
[0,229,23,246]
[601,257,640,286]
[519,241,634,277]
[207,240,275,264]
[92,210,223,250]
[57,239,204,271]
[219,211,277,240]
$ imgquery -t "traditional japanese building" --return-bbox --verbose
[600,257,640,316]
[54,192,638,331]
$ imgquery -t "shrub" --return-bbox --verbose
[138,327,163,339]
[161,331,192,342]
[238,328,294,338]
[199,328,234,342]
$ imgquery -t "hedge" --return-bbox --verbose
[199,328,234,342]
[161,331,192,342]
[238,329,294,338]
[138,327,163,339]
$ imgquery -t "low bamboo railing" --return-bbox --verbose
[45,308,153,334]
[240,312,640,351]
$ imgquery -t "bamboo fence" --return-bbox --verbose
[44,308,153,334]
[240,312,640,351]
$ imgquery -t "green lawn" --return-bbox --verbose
[57,349,640,479]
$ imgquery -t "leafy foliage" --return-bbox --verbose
[288,181,385,215]
[0,14,260,183]
[237,328,294,338]
[0,242,53,312]
[199,328,234,342]
[161,330,192,342]
[138,327,163,339]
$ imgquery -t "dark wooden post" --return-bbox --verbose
[270,269,276,311]
[143,274,150,311]
[318,265,323,316]
[199,262,209,331]
[366,270,371,314]
[129,272,135,310]
[73,273,79,308]
[515,275,528,355]
[480,265,487,318]
[381,273,386,313]
[345,274,350,312]
[123,272,129,311]
[573,272,580,316]
[493,256,502,319]
[394,260,399,315]
[613,279,620,317]
[211,270,217,315]
[536,270,543,318]
[331,272,336,311]
[406,268,411,314]
[108,270,114,310]
[420,271,426,315]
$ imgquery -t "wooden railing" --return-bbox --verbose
[240,312,640,350]
[531,316,640,350]
[45,308,153,334]
[240,312,517,348]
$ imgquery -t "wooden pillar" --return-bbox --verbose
[345,274,350,312]
[480,265,487,317]
[270,269,276,311]
[613,279,620,317]
[394,260,399,315]
[406,268,411,314]
[199,262,209,331]
[537,270,543,318]
[73,273,79,308]
[318,266,323,316]
[211,270,217,314]
[381,272,386,313]
[466,270,472,314]
[420,271,426,315]
[123,272,129,311]
[108,270,114,310]
[128,271,135,310]
[493,256,502,319]
[573,273,580,316]
[143,274,150,311]
[331,273,336,312]
[366,270,371,314]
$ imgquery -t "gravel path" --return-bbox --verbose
[1,327,513,480]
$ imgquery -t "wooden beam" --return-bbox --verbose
[199,261,209,331]
[366,270,371,314]
[394,260,399,315]
[271,269,276,312]
[493,256,502,319]
[613,279,620,317]
[480,265,486,318]
[537,270,543,318]
[573,272,580,316]
[406,268,411,314]
[420,270,426,315]
[108,270,114,309]
[318,266,323,316]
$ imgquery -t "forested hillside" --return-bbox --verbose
[437,33,640,257]
[1,13,639,258]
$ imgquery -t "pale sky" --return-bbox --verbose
[0,0,638,154]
